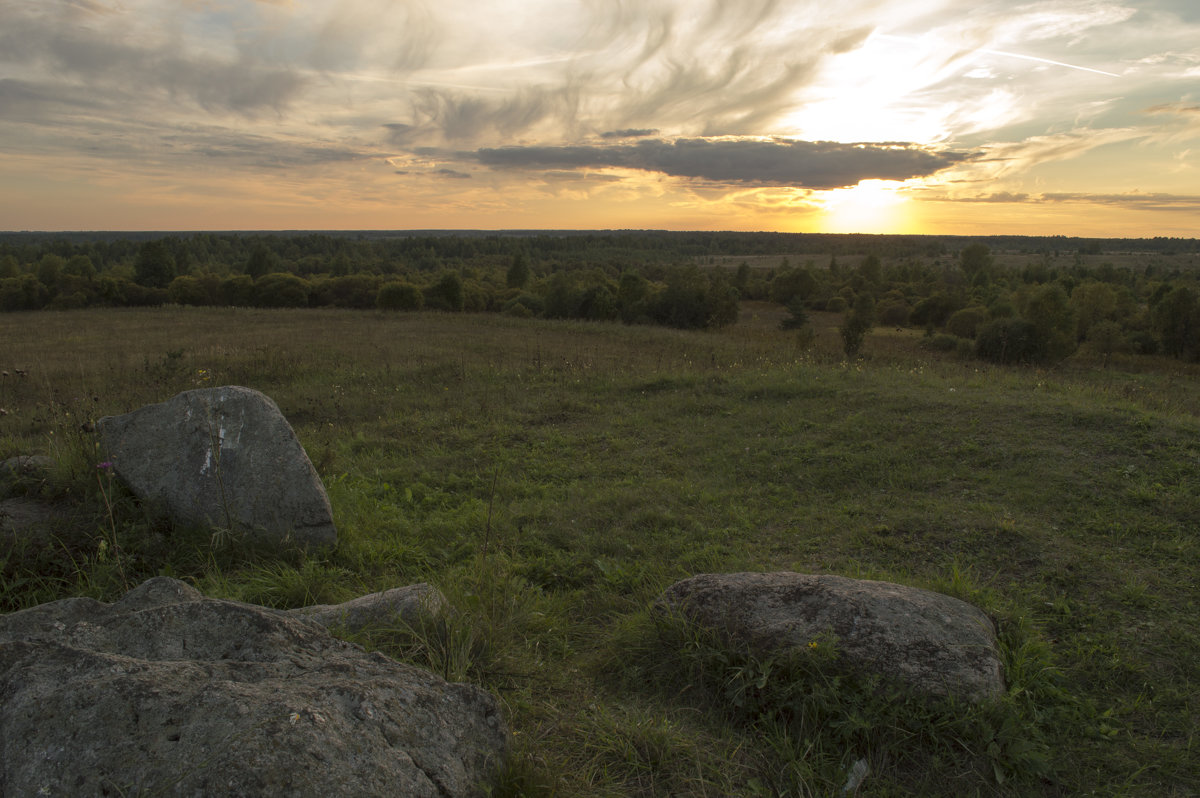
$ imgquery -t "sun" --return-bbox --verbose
[818,180,915,233]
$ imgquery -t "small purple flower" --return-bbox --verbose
[97,461,114,473]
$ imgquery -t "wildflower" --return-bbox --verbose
[808,640,819,650]
[97,461,115,474]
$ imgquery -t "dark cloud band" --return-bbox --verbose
[475,137,964,189]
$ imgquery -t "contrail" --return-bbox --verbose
[980,48,1120,77]
[875,33,1120,78]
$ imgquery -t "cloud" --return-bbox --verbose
[475,137,965,189]
[0,7,307,117]
[954,192,1034,203]
[1040,192,1200,211]
[1145,103,1200,116]
[939,128,1145,185]
[435,168,473,180]
[600,129,659,139]
[929,189,1200,213]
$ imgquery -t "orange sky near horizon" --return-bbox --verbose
[2,1,1199,237]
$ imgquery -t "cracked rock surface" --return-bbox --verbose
[0,577,508,797]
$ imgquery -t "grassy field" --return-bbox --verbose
[2,305,1198,796]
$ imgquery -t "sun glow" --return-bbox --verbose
[818,179,915,233]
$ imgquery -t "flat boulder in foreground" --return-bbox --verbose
[659,571,1005,702]
[0,577,507,797]
[97,386,336,547]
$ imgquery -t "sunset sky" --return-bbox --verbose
[2,0,1199,236]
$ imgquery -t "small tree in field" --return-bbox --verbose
[840,294,875,358]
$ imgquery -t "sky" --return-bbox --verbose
[2,0,1199,236]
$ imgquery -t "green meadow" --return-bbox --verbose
[2,304,1197,796]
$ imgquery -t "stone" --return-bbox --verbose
[0,577,508,797]
[659,572,1005,702]
[97,386,336,547]
[288,583,449,634]
[0,497,70,536]
[0,454,56,493]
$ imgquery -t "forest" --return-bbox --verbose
[3,229,1200,365]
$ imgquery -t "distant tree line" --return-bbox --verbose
[2,231,1199,359]
[765,242,1200,363]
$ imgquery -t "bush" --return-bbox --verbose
[877,300,911,327]
[503,293,544,317]
[319,274,381,309]
[252,273,311,308]
[945,306,989,339]
[923,333,961,352]
[910,293,960,328]
[218,275,255,307]
[975,318,1045,364]
[425,272,465,312]
[376,281,423,311]
[168,275,216,306]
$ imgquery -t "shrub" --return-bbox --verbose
[910,293,960,328]
[945,306,989,339]
[218,275,255,307]
[425,272,465,312]
[168,275,216,306]
[376,281,424,311]
[503,293,544,317]
[923,333,961,352]
[877,300,911,326]
[975,318,1045,364]
[320,274,381,309]
[252,273,311,308]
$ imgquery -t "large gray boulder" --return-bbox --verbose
[659,572,1005,702]
[97,386,336,547]
[0,577,508,797]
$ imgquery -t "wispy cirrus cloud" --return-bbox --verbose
[1,0,1199,232]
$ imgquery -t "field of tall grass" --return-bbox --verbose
[2,304,1197,796]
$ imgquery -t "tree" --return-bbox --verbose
[839,293,875,358]
[960,243,993,278]
[1071,281,1117,342]
[617,271,650,323]
[35,254,64,288]
[425,272,464,312]
[63,255,97,280]
[1025,284,1077,361]
[506,252,531,289]
[244,243,277,280]
[857,253,882,285]
[134,241,176,288]
[1151,285,1200,360]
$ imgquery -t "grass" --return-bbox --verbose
[2,304,1198,796]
